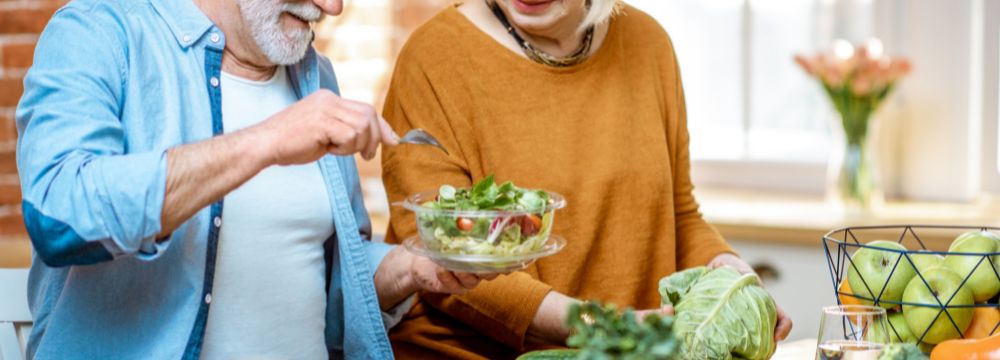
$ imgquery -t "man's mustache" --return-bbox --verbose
[282,1,323,22]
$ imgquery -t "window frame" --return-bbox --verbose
[980,0,1000,192]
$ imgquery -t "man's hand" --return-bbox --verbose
[374,246,500,311]
[249,89,398,165]
[708,253,793,341]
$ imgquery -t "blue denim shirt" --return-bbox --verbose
[14,0,395,358]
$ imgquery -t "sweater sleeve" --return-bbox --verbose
[380,47,553,350]
[661,35,737,269]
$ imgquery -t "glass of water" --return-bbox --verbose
[816,305,890,360]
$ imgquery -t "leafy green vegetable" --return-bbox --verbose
[426,175,551,212]
[564,301,680,360]
[659,266,777,360]
[417,175,555,256]
[877,343,928,360]
[516,349,581,360]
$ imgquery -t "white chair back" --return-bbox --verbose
[0,269,31,360]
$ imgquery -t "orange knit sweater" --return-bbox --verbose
[380,5,735,359]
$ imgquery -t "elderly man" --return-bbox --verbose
[15,0,490,358]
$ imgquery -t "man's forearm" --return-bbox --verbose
[527,291,578,345]
[158,127,272,237]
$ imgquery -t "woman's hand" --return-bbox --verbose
[374,246,500,310]
[708,253,793,341]
[633,305,675,322]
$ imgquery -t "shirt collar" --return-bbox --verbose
[150,0,215,48]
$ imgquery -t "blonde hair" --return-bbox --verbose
[581,0,622,30]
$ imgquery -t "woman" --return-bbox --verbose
[380,0,793,358]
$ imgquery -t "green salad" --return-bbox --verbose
[417,175,556,256]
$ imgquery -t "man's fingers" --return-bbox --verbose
[363,115,381,160]
[435,267,467,294]
[453,272,480,289]
[328,99,373,156]
[378,116,399,146]
[323,121,358,156]
[477,272,500,281]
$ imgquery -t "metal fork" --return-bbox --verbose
[397,128,449,155]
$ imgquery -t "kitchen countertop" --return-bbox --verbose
[773,338,819,359]
[695,187,1000,250]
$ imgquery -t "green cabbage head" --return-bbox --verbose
[659,266,777,360]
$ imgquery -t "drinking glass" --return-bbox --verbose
[816,305,890,360]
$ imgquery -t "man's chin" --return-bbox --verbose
[263,40,312,65]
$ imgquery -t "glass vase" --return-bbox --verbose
[827,112,884,216]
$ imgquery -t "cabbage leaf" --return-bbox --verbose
[659,266,777,360]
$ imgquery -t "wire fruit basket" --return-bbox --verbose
[823,225,1000,347]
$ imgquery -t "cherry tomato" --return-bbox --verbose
[456,217,474,231]
[521,214,543,236]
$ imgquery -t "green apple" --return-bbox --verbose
[901,267,974,344]
[848,240,917,308]
[909,252,944,275]
[871,312,917,343]
[943,231,1000,302]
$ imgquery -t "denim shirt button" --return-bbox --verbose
[210,77,220,88]
[210,33,220,43]
[204,293,212,304]
[182,34,191,43]
[213,216,222,227]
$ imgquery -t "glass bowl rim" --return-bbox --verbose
[400,189,567,217]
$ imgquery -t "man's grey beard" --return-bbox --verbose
[237,0,323,65]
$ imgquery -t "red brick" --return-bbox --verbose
[2,41,36,69]
[0,150,14,175]
[0,112,13,142]
[0,207,25,236]
[0,4,62,34]
[0,177,19,206]
[0,76,24,107]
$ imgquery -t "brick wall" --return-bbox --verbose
[0,0,67,242]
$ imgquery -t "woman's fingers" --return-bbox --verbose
[774,306,793,341]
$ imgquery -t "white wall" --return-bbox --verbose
[876,0,985,201]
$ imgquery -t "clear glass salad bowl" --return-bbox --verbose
[400,188,566,273]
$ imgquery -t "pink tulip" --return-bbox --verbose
[794,55,819,76]
[851,74,872,97]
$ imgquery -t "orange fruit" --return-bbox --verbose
[963,307,1000,339]
[839,278,873,327]
[839,278,863,306]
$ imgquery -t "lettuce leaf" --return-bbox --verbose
[659,266,777,360]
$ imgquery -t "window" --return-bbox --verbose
[628,0,875,191]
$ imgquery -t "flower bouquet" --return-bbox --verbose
[795,39,912,212]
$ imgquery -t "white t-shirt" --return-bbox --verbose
[201,67,331,360]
